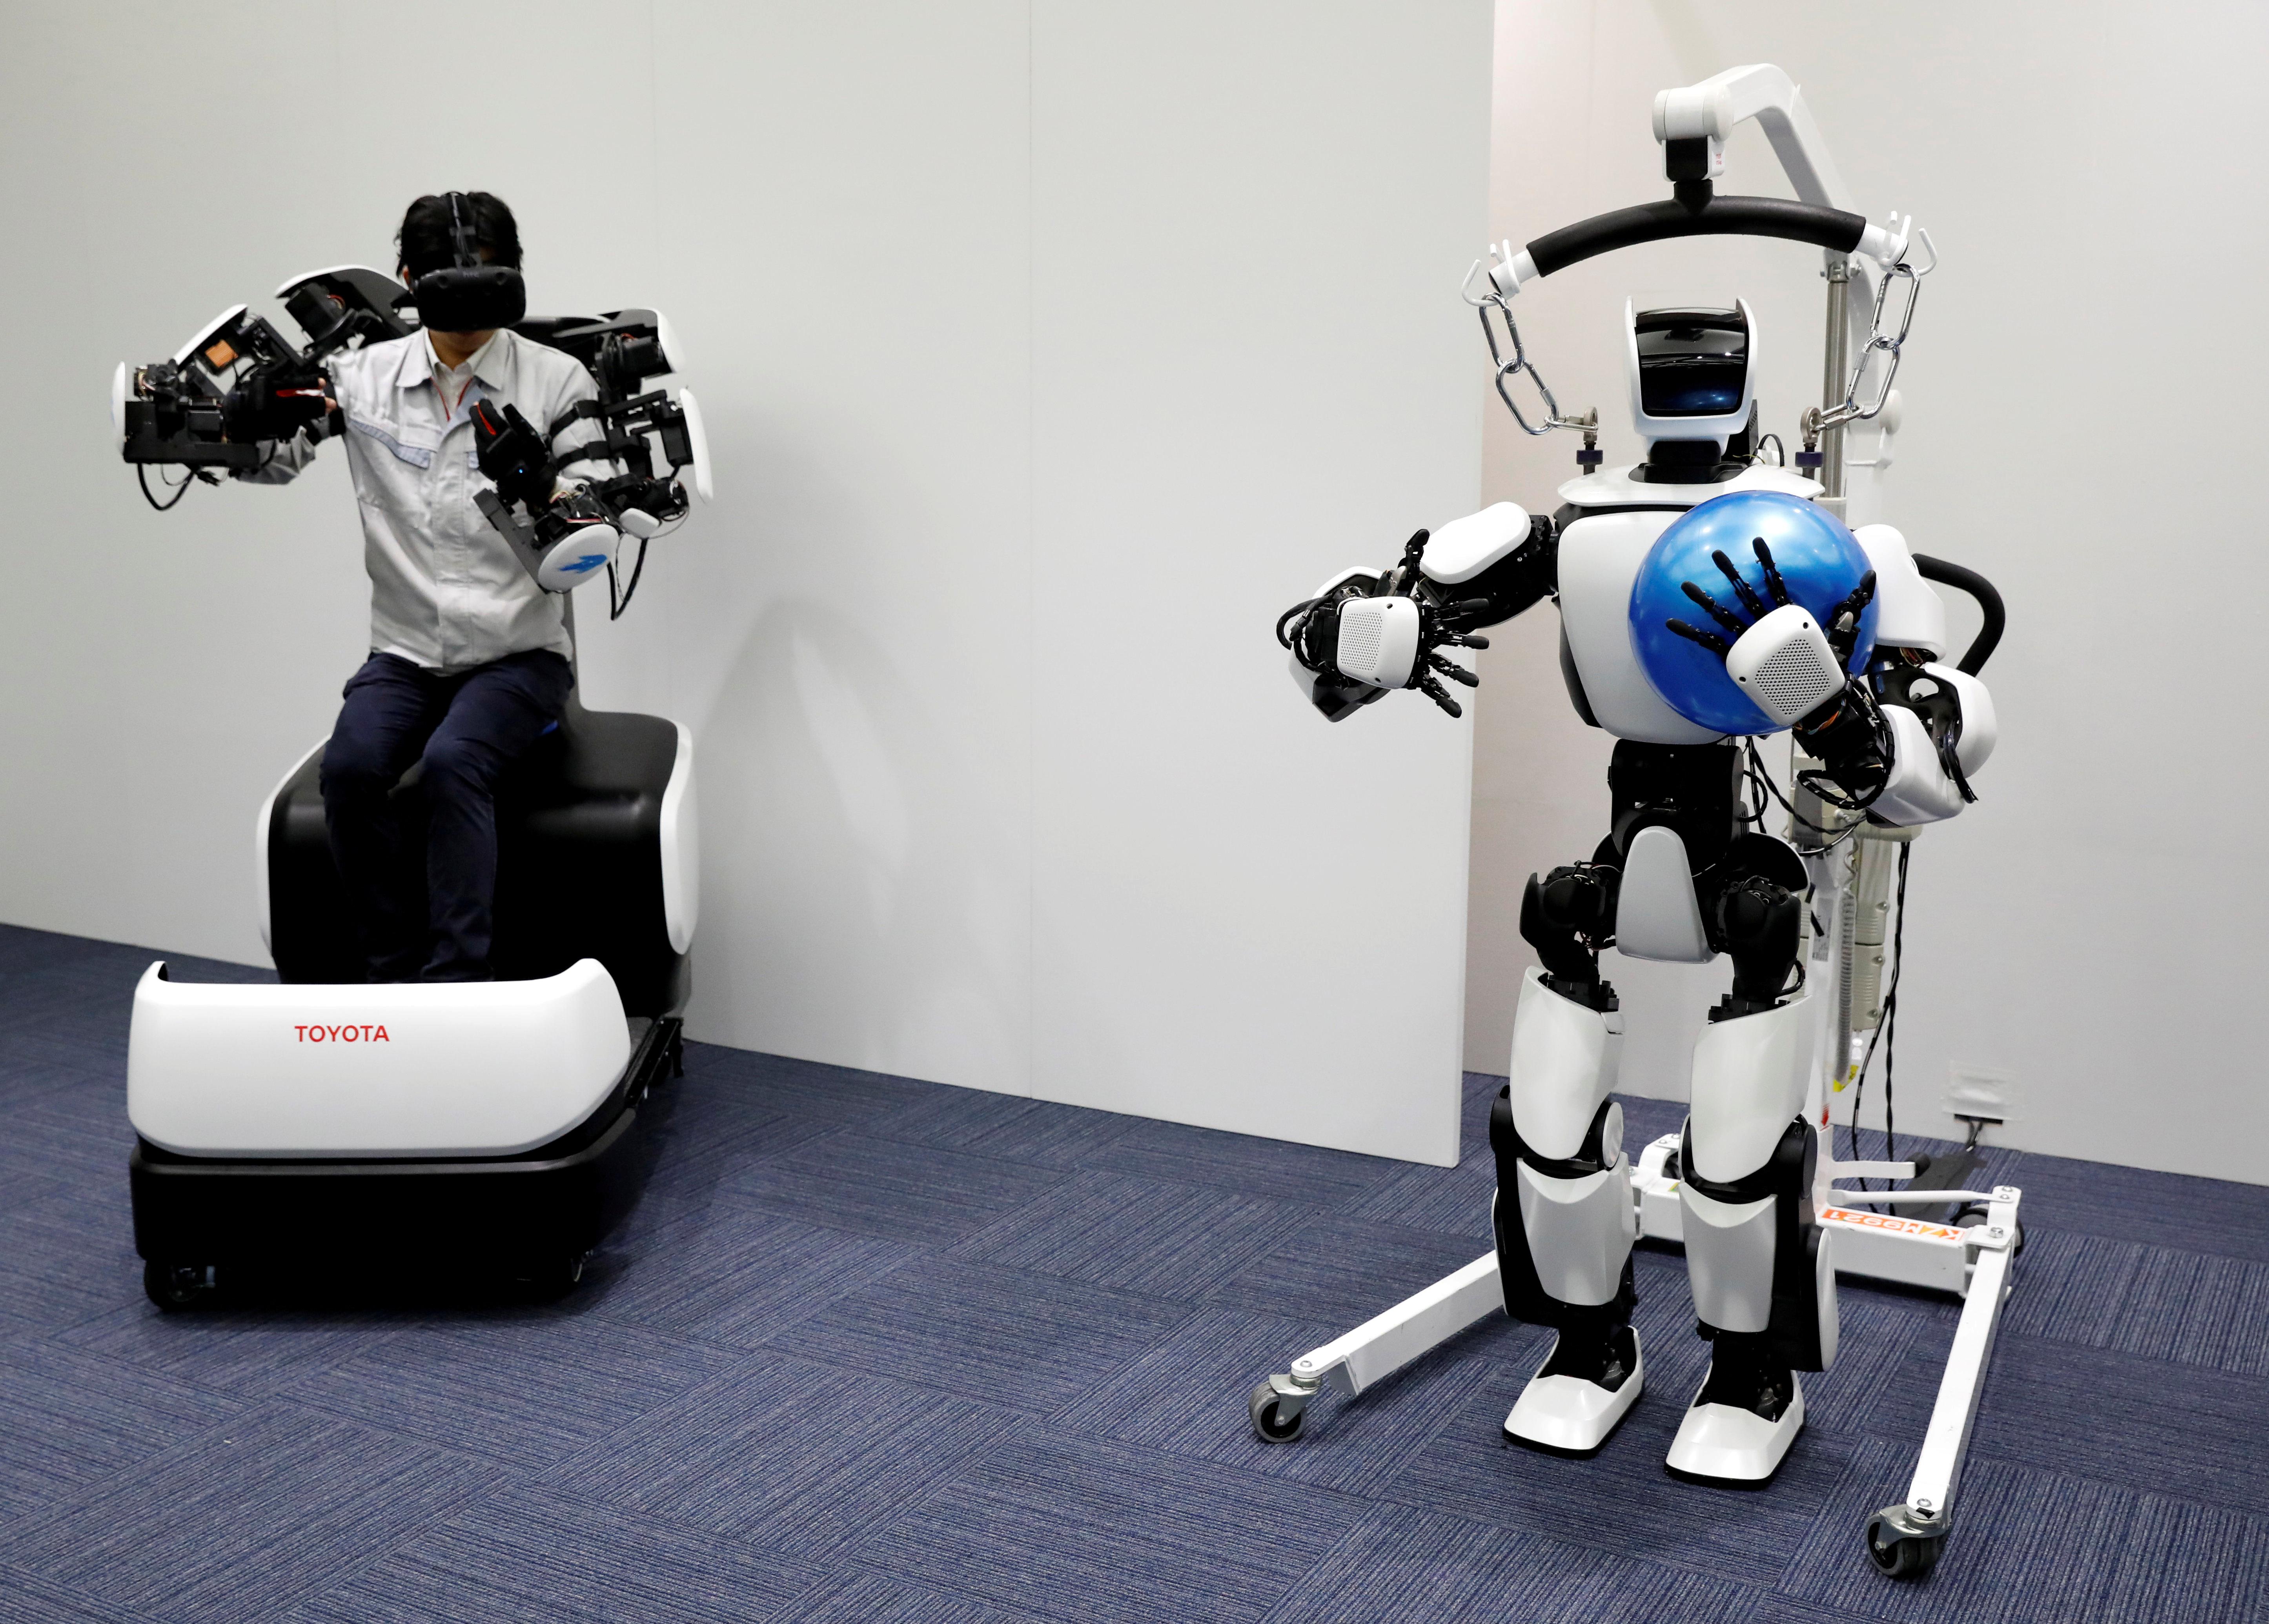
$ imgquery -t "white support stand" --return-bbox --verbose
[1249,1163,2021,1583]
[1862,1184,2022,1577]
[1251,1249,1505,1437]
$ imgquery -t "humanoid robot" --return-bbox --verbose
[1271,68,1998,1488]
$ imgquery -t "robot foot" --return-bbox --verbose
[1664,1355,1805,1488]
[1502,1324,1643,1458]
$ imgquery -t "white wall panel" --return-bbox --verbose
[1028,2,1491,1163]
[0,2,1491,1164]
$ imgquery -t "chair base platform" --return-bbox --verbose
[128,1016,680,1293]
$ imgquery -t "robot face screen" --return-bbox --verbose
[1633,307,1749,418]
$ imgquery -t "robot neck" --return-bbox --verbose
[1632,438,1742,486]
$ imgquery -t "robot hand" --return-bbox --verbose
[1277,530,1490,720]
[1662,536,1894,805]
[1664,538,1876,728]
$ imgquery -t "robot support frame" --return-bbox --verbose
[1256,64,2015,1586]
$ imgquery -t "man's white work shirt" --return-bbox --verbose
[244,327,614,672]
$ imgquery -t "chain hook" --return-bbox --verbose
[1466,258,1586,438]
[1817,226,1940,430]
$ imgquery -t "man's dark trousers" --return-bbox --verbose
[320,649,574,982]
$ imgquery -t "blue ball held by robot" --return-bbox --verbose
[1628,489,1879,736]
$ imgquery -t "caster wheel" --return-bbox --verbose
[514,1253,587,1301]
[144,1261,216,1311]
[1865,1507,1945,1579]
[1249,1381,1306,1444]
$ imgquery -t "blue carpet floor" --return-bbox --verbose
[2,921,2264,1622]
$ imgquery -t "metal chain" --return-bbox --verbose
[1816,227,1938,431]
[1463,258,1589,437]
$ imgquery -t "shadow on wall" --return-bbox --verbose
[686,589,1029,1095]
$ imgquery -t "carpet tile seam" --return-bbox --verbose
[286,1477,849,1624]
[725,1298,1219,1426]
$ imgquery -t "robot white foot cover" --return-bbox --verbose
[1665,1367,1805,1486]
[1502,1328,1643,1457]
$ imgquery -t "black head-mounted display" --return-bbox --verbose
[397,191,526,333]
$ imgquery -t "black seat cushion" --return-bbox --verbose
[266,701,689,1017]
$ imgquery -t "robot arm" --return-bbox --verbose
[1652,64,1857,214]
[1277,502,1555,722]
[469,309,713,600]
[1852,531,2002,825]
[1661,528,1999,824]
[113,269,415,500]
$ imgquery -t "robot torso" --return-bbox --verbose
[1553,463,1823,744]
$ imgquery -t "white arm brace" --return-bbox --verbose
[1872,667,1996,826]
[1849,521,1997,826]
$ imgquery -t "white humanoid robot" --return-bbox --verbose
[1263,64,2009,1524]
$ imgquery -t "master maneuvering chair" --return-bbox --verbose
[260,693,695,1017]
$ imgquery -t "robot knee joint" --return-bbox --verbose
[1712,874,1802,1011]
[1521,866,1622,1005]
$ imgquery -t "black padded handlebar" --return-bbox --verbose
[1524,195,1868,280]
[1910,555,2005,676]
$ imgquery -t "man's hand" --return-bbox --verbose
[471,399,560,511]
[221,362,331,444]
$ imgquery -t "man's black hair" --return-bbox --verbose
[396,192,523,280]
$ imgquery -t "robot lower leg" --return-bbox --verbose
[1666,865,1837,1481]
[1490,868,1644,1453]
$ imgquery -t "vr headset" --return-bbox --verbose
[396,191,526,333]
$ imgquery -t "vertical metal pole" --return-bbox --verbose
[1819,261,1851,509]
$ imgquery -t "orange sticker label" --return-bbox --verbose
[1819,1206,1961,1241]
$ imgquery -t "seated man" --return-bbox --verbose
[241,192,615,981]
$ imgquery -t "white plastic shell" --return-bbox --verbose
[1679,1184,1776,1332]
[1686,992,1811,1184]
[659,722,700,954]
[1420,502,1530,585]
[1870,667,1996,827]
[127,959,631,1158]
[1725,604,1841,727]
[1615,826,1713,962]
[1517,1157,1638,1307]
[1506,966,1624,1159]
[679,386,714,503]
[1852,524,1946,656]
[1624,296,1758,449]
[537,522,620,593]
[1335,596,1419,689]
[1557,509,1723,744]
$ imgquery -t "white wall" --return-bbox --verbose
[0,2,1493,1164]
[1466,1,2269,1182]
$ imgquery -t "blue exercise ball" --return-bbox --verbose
[1627,489,1877,736]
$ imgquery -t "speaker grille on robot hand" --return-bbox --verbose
[1751,640,1841,714]
[1339,605,1384,671]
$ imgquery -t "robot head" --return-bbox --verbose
[1624,298,1756,450]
